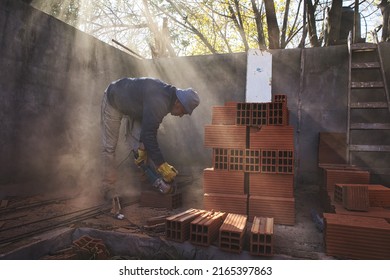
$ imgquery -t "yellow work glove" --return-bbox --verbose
[157,162,178,182]
[134,148,147,166]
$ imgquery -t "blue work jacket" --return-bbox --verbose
[106,77,177,166]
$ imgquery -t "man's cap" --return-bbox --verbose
[176,88,200,115]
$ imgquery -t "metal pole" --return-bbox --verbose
[112,39,144,59]
[353,0,359,43]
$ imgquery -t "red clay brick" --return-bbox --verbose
[243,149,261,172]
[248,196,295,225]
[261,149,294,174]
[249,173,294,197]
[249,126,294,149]
[236,103,253,126]
[203,193,247,215]
[230,149,247,171]
[212,148,230,170]
[190,211,227,247]
[212,105,237,125]
[72,236,110,260]
[204,125,247,149]
[273,94,287,103]
[343,185,369,211]
[334,184,369,211]
[332,199,390,219]
[367,184,390,207]
[336,184,390,208]
[250,216,274,256]
[203,168,245,195]
[211,148,293,174]
[212,148,248,171]
[219,213,248,254]
[324,213,390,259]
[323,168,370,192]
[166,209,207,242]
[268,102,289,126]
[236,102,289,126]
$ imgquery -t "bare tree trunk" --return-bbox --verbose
[264,0,280,49]
[379,0,390,42]
[280,0,291,49]
[307,0,320,47]
[325,0,342,46]
[228,0,249,51]
[250,0,266,49]
[299,0,307,48]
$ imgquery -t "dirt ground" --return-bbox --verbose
[0,168,332,260]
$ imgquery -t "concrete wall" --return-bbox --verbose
[0,0,389,196]
[0,0,247,194]
[272,46,350,185]
[0,0,146,191]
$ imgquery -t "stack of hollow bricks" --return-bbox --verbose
[203,95,295,226]
[324,180,390,259]
[318,164,371,212]
[166,208,249,253]
[318,163,390,258]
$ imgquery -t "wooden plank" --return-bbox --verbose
[377,43,390,113]
[350,102,388,109]
[351,62,380,69]
[351,81,384,88]
[350,123,390,130]
[349,145,390,152]
[350,43,377,51]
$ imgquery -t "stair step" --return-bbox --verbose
[351,81,384,88]
[350,102,389,109]
[351,43,377,51]
[349,145,390,152]
[350,123,390,130]
[351,62,380,69]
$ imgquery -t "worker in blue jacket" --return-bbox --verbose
[101,77,200,205]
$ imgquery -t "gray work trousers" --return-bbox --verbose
[100,91,141,196]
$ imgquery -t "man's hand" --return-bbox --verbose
[157,162,178,182]
[134,148,147,166]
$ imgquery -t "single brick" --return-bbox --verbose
[249,173,294,197]
[165,209,207,242]
[250,126,294,150]
[203,168,245,195]
[203,193,248,215]
[250,216,274,256]
[219,213,248,254]
[324,213,390,259]
[204,125,247,149]
[190,211,227,246]
[249,196,295,225]
[212,105,237,125]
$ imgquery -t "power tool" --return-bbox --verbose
[132,150,176,194]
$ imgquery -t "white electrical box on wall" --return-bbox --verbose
[245,49,272,102]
